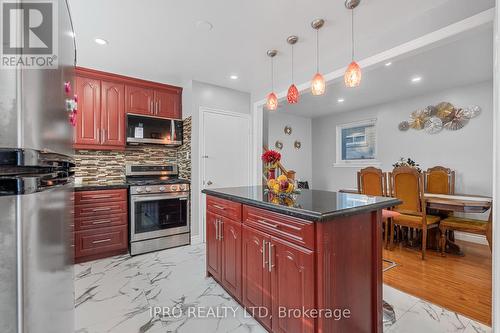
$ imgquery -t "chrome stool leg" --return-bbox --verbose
[382,258,398,325]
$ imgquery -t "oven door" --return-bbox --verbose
[130,192,190,241]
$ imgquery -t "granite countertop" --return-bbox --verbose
[73,182,129,192]
[202,186,401,221]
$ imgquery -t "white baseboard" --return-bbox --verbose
[191,234,203,244]
[454,231,488,245]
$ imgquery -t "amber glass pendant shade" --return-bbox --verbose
[287,84,299,104]
[266,92,278,111]
[311,72,326,96]
[344,61,362,88]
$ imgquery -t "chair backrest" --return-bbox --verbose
[297,181,309,189]
[389,166,424,213]
[425,166,455,194]
[486,205,493,251]
[357,167,386,196]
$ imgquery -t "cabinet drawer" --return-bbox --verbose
[75,189,127,205]
[243,205,315,250]
[207,196,242,221]
[75,213,127,231]
[75,225,128,259]
[75,201,127,219]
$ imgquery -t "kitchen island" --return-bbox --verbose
[202,186,400,333]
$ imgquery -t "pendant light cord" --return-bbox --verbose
[291,45,294,82]
[271,57,274,91]
[351,8,355,61]
[316,29,320,73]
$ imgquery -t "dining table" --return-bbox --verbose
[339,188,492,254]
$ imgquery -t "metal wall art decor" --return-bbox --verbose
[284,125,292,135]
[294,140,301,149]
[275,140,284,150]
[398,121,409,131]
[398,102,481,134]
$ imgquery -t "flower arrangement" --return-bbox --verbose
[393,157,421,172]
[265,174,301,207]
[261,150,281,168]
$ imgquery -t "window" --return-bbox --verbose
[335,119,380,167]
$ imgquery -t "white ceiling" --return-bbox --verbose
[68,0,494,101]
[278,25,494,118]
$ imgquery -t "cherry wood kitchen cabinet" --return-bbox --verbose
[206,211,222,281]
[203,188,401,333]
[125,85,155,116]
[74,189,128,263]
[101,80,125,147]
[221,217,242,300]
[74,76,101,147]
[73,67,183,150]
[242,225,272,331]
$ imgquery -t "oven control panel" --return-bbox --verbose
[130,183,190,195]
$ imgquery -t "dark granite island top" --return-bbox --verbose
[202,186,400,221]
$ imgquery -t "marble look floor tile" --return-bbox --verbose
[386,300,471,333]
[464,320,492,333]
[75,243,491,333]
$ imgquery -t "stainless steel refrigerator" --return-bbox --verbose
[0,1,76,332]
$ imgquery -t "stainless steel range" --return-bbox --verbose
[126,164,190,255]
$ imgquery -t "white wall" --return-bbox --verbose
[312,80,493,196]
[267,113,312,185]
[190,81,251,240]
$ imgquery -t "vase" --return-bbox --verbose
[268,168,276,180]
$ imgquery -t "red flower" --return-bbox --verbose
[261,150,281,164]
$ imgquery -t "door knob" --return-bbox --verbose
[207,181,213,186]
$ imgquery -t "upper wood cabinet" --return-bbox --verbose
[125,85,154,116]
[155,89,181,119]
[101,80,125,147]
[126,85,182,119]
[75,76,101,146]
[74,75,125,150]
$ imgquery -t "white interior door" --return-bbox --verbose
[200,108,251,239]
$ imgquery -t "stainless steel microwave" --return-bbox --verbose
[126,114,183,146]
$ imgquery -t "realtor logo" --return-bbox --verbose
[1,0,58,68]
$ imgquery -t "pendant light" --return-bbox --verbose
[311,19,326,96]
[344,0,362,88]
[266,49,278,111]
[286,35,299,104]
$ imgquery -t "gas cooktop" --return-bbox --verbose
[126,177,190,186]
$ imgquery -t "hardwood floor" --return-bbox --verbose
[383,240,492,325]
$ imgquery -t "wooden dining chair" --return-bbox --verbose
[389,166,441,260]
[358,167,392,247]
[440,208,493,254]
[424,166,455,194]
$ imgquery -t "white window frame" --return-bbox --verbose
[334,118,381,168]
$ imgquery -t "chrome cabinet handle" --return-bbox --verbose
[158,100,161,114]
[97,128,100,144]
[150,100,153,114]
[213,204,225,210]
[102,129,106,143]
[262,240,267,268]
[92,220,110,225]
[268,242,273,272]
[92,207,111,212]
[92,238,111,244]
[257,219,279,229]
[219,219,223,240]
[215,219,219,240]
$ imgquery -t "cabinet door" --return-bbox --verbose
[125,85,154,116]
[242,225,272,331]
[101,80,125,147]
[221,218,242,301]
[155,89,181,119]
[271,237,315,333]
[74,76,101,146]
[206,211,222,281]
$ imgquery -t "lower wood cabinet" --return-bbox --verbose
[207,196,316,333]
[206,210,242,300]
[74,189,128,263]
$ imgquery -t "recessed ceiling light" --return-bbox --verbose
[229,74,239,80]
[337,98,345,103]
[385,62,392,67]
[411,76,422,83]
[196,20,213,32]
[94,38,108,45]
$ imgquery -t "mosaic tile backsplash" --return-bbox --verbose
[74,116,192,184]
